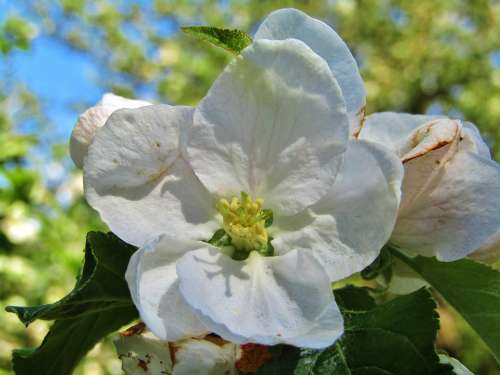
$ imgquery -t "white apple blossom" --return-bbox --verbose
[70,93,151,168]
[359,112,500,261]
[82,11,403,348]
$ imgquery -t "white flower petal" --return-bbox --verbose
[177,248,344,348]
[187,38,349,215]
[255,8,365,133]
[84,105,217,247]
[70,93,151,168]
[393,151,500,260]
[172,339,239,375]
[272,140,403,280]
[115,330,173,375]
[125,236,210,341]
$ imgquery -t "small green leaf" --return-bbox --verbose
[207,228,231,247]
[181,26,252,54]
[256,286,451,374]
[6,232,139,374]
[392,248,500,361]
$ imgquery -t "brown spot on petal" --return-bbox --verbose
[137,358,148,372]
[236,343,273,373]
[168,342,178,366]
[120,322,146,337]
[402,141,450,163]
[352,105,367,139]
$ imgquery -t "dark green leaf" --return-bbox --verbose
[334,285,376,311]
[256,287,451,375]
[392,248,500,361]
[12,306,137,375]
[6,232,139,375]
[6,232,137,324]
[181,26,252,54]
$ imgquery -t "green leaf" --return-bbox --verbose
[256,287,451,375]
[12,306,137,375]
[6,231,137,324]
[181,26,252,54]
[6,232,139,375]
[392,248,500,361]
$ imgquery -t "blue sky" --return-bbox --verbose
[2,0,499,148]
[8,36,102,140]
[0,0,176,146]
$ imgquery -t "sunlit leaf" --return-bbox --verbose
[182,26,252,54]
[392,248,500,362]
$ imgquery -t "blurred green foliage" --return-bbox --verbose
[0,0,499,374]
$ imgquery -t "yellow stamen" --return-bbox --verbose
[216,193,268,252]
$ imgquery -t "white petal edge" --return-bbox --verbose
[70,93,151,168]
[255,8,365,134]
[271,140,403,281]
[125,235,210,341]
[187,38,349,216]
[84,105,218,247]
[177,248,344,348]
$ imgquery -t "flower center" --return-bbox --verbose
[216,192,271,253]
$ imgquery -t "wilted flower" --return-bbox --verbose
[81,9,403,348]
[359,113,500,261]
